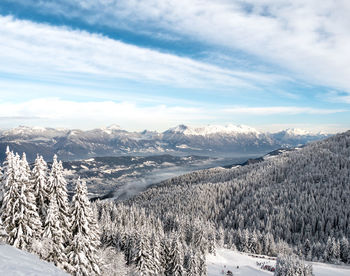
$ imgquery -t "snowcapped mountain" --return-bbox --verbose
[0,124,330,162]
[166,124,260,136]
[271,128,327,146]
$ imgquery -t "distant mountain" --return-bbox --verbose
[0,124,329,162]
[271,128,327,146]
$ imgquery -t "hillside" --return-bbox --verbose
[0,244,69,275]
[126,130,350,262]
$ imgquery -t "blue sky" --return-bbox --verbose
[0,0,349,133]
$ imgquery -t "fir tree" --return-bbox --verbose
[43,193,68,269]
[165,236,183,276]
[1,152,41,250]
[133,234,154,276]
[0,217,7,243]
[150,233,162,274]
[186,251,198,276]
[340,237,349,264]
[20,153,42,242]
[32,155,49,223]
[67,178,101,276]
[48,155,71,244]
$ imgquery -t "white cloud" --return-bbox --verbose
[0,15,283,90]
[0,98,211,130]
[0,98,345,131]
[324,91,350,104]
[26,0,350,93]
[223,106,346,115]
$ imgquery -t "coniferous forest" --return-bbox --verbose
[1,131,350,275]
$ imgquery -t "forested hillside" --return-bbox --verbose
[2,131,350,275]
[119,130,350,263]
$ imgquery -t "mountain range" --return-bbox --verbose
[0,124,328,162]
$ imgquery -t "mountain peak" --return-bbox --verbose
[276,128,314,136]
[99,124,122,134]
[166,124,260,136]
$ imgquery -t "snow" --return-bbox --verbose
[207,248,273,276]
[207,248,350,276]
[168,124,260,136]
[84,158,95,162]
[100,124,121,134]
[0,244,69,275]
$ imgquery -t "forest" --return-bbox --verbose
[1,131,350,275]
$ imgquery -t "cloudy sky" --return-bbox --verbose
[0,0,349,133]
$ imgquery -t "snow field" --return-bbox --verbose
[0,244,68,275]
[207,248,350,276]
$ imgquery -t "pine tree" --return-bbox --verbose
[340,237,349,264]
[275,254,313,276]
[165,236,183,276]
[186,251,198,276]
[0,217,7,243]
[32,155,49,223]
[99,247,128,276]
[198,253,207,276]
[324,237,333,262]
[20,153,42,242]
[133,234,154,275]
[48,155,71,244]
[1,152,41,250]
[150,233,162,274]
[42,193,68,269]
[67,178,101,276]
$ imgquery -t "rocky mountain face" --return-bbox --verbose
[0,124,328,162]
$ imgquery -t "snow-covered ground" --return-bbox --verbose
[0,244,69,275]
[207,248,350,276]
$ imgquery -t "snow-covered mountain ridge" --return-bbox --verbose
[0,124,329,162]
[166,124,261,136]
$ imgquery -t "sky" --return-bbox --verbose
[0,0,349,133]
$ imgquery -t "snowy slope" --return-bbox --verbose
[207,248,350,276]
[0,244,69,275]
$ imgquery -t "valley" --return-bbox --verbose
[62,154,251,200]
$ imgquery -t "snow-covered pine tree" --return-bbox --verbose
[0,217,7,243]
[42,193,68,269]
[165,236,183,276]
[198,255,207,276]
[1,152,41,250]
[98,247,128,276]
[185,250,198,276]
[133,234,155,275]
[275,254,313,276]
[48,155,71,244]
[67,178,101,276]
[32,155,49,223]
[150,232,162,275]
[340,237,349,264]
[1,147,14,205]
[20,153,42,242]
